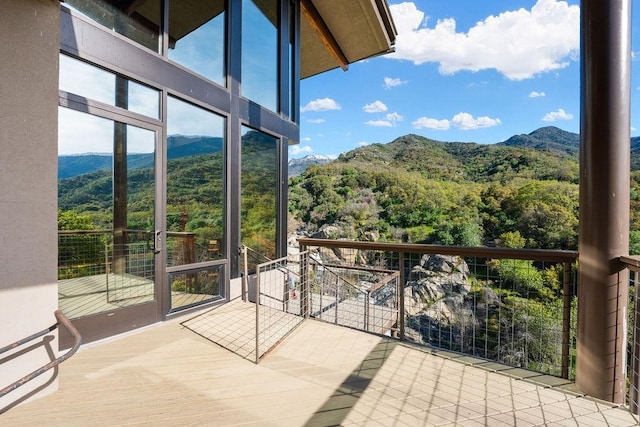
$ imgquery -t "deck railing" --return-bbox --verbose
[0,311,81,404]
[299,238,578,379]
[253,251,308,363]
[621,256,640,414]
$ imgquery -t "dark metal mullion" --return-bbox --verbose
[228,0,243,279]
[275,1,290,259]
[291,0,301,125]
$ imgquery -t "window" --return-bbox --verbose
[59,54,160,119]
[241,126,278,259]
[63,0,162,53]
[166,96,226,267]
[58,107,157,319]
[241,0,278,112]
[168,0,226,86]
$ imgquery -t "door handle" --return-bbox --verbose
[154,230,162,254]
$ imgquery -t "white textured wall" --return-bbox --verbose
[0,0,60,411]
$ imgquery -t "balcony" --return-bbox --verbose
[3,239,640,425]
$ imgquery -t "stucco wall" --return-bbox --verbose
[0,0,60,411]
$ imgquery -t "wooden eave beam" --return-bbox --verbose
[300,0,349,71]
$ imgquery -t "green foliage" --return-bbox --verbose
[289,132,588,249]
[499,231,526,249]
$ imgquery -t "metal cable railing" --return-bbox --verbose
[307,258,400,336]
[254,251,308,363]
[299,238,578,379]
[621,256,640,415]
[0,310,82,400]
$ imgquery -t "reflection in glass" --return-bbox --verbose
[127,80,160,118]
[63,0,161,53]
[166,97,226,267]
[241,126,278,260]
[169,266,223,311]
[242,0,278,112]
[59,54,115,105]
[288,0,295,121]
[58,107,156,319]
[169,0,226,86]
[59,54,160,119]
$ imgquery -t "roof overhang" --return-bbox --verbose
[300,0,397,79]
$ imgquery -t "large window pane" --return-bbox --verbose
[63,0,161,53]
[242,0,278,112]
[166,97,226,267]
[241,126,278,260]
[58,107,156,319]
[60,54,160,119]
[168,0,226,86]
[169,266,223,311]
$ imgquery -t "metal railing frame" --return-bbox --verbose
[0,310,82,399]
[299,237,578,379]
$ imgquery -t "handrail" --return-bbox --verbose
[300,237,577,377]
[0,310,82,399]
[298,238,579,262]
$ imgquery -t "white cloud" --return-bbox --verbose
[383,77,408,89]
[632,126,637,132]
[412,117,450,130]
[632,51,639,61]
[452,112,501,130]
[301,137,311,142]
[363,100,388,113]
[388,0,579,80]
[365,120,394,127]
[386,112,404,124]
[529,91,546,98]
[306,118,326,124]
[289,145,313,156]
[542,108,573,122]
[358,141,372,147]
[300,98,341,112]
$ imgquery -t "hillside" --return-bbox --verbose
[334,128,580,183]
[289,126,640,250]
[58,135,223,179]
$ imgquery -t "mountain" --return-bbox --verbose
[497,126,579,155]
[58,135,223,179]
[288,154,334,177]
[334,132,579,183]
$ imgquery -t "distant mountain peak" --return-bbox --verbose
[288,154,333,177]
[498,126,579,155]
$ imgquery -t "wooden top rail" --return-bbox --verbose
[620,255,640,272]
[298,238,579,263]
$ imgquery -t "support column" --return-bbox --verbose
[0,0,60,410]
[576,0,631,403]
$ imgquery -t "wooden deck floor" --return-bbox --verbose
[2,304,639,426]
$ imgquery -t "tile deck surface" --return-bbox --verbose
[2,302,639,426]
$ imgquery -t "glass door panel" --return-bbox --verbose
[241,126,278,268]
[166,96,226,311]
[58,107,157,319]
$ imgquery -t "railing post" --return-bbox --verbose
[399,251,405,341]
[243,246,249,302]
[255,266,260,364]
[335,276,339,324]
[365,290,370,332]
[300,244,309,318]
[561,261,572,379]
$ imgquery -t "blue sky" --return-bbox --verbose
[292,0,640,159]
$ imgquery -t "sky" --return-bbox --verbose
[292,0,640,159]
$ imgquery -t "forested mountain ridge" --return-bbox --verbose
[289,127,640,251]
[332,127,581,183]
